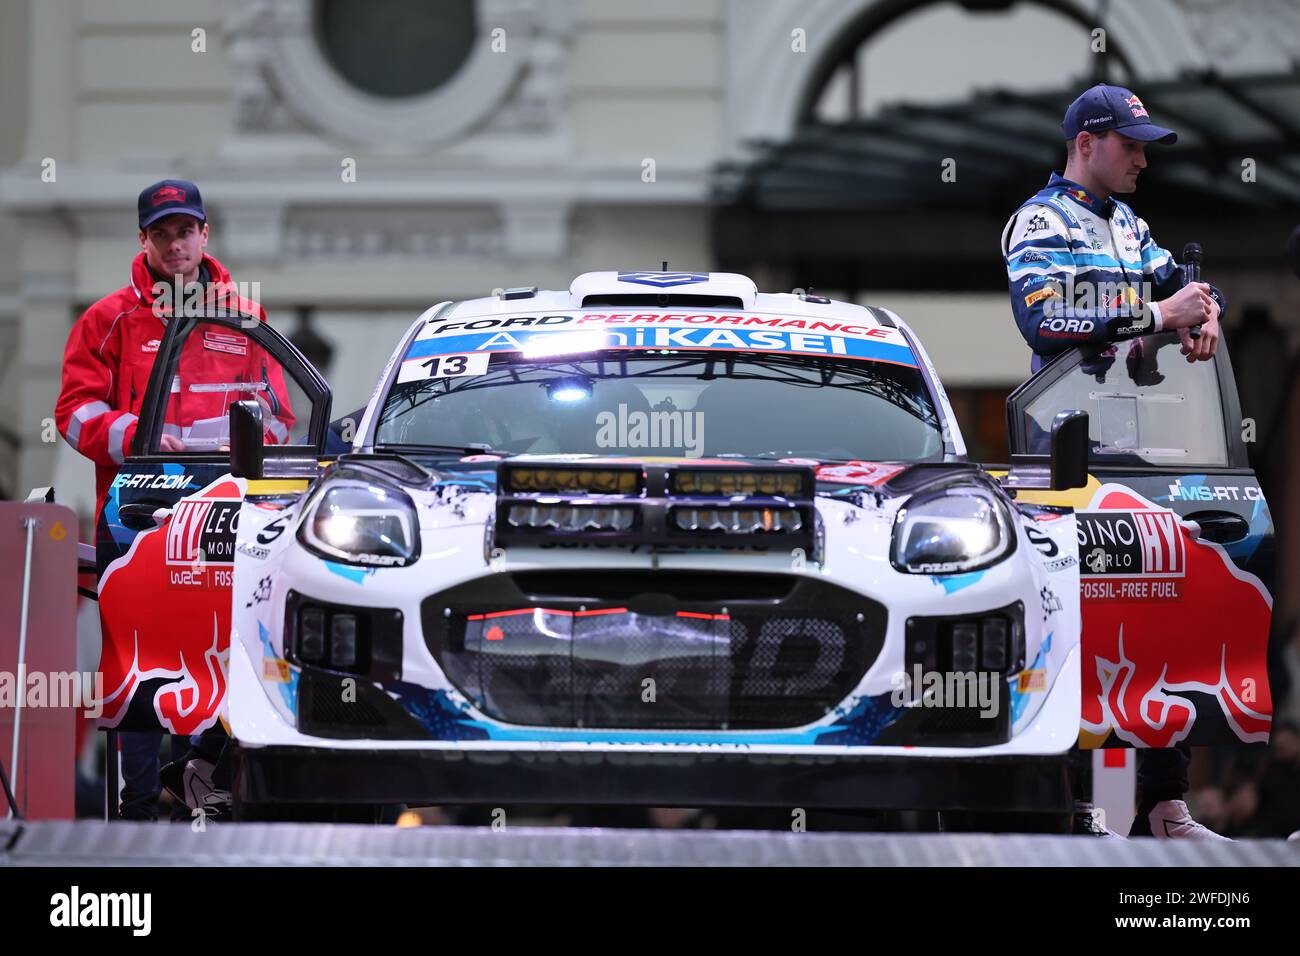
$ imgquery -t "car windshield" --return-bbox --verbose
[374,352,944,461]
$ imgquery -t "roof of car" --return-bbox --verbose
[438,272,901,327]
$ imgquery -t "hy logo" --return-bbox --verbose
[616,271,709,288]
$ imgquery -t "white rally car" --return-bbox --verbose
[98,271,1275,826]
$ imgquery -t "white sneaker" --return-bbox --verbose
[1135,800,1231,841]
[1072,801,1122,837]
[182,758,232,818]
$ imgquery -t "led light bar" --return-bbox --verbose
[502,464,642,496]
[672,507,803,534]
[506,503,637,532]
[670,468,808,498]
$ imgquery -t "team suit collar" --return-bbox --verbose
[1046,172,1115,217]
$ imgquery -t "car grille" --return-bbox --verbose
[421,571,886,730]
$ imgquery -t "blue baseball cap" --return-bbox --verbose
[138,179,206,230]
[1062,84,1177,144]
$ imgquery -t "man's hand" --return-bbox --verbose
[1178,302,1220,362]
[160,433,186,452]
[1155,282,1216,331]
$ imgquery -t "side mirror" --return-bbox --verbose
[1002,410,1089,492]
[1049,410,1089,491]
[229,400,264,480]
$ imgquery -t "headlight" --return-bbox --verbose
[299,479,420,567]
[891,484,1014,574]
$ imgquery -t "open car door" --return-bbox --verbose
[1006,331,1273,749]
[95,310,331,735]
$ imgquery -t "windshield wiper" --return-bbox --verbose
[374,442,500,457]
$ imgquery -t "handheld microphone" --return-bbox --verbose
[1182,242,1203,340]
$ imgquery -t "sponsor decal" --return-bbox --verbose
[165,497,241,568]
[96,477,244,735]
[1026,525,1058,554]
[141,338,161,353]
[254,515,290,545]
[1024,286,1060,308]
[1026,524,1078,572]
[201,330,248,356]
[245,574,272,608]
[815,461,904,486]
[263,657,291,683]
[1017,250,1049,264]
[1079,486,1272,748]
[1126,94,1149,118]
[237,542,270,560]
[1082,578,1182,601]
[1018,669,1047,693]
[1082,115,1114,127]
[1165,478,1264,503]
[1077,509,1185,578]
[406,311,917,368]
[1040,584,1063,620]
[396,350,490,385]
[1025,213,1050,234]
[1040,317,1095,335]
[616,271,709,287]
[111,472,195,491]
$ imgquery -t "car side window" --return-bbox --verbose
[1019,331,1228,467]
[150,320,310,454]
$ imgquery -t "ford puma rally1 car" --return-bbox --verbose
[96,271,1275,825]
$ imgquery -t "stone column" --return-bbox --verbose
[15,212,75,499]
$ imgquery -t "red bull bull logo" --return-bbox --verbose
[151,185,187,206]
[97,479,241,735]
[1126,94,1149,118]
[1079,487,1271,748]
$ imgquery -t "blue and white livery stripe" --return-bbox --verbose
[402,326,918,367]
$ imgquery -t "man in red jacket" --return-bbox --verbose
[56,179,294,819]
[56,179,294,527]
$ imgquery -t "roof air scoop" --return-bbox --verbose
[569,271,758,310]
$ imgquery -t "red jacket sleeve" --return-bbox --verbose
[55,303,138,466]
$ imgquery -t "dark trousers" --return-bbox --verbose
[1071,741,1191,808]
[1137,742,1191,805]
[118,731,190,821]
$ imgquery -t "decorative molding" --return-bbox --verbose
[221,201,288,261]
[723,0,1216,159]
[283,206,507,261]
[501,201,570,259]
[1177,0,1300,73]
[222,0,575,150]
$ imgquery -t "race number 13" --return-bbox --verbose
[397,351,489,383]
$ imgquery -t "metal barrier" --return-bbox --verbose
[1,820,1297,866]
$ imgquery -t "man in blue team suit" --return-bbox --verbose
[1003,84,1222,375]
[1002,84,1229,841]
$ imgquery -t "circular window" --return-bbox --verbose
[316,0,477,99]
